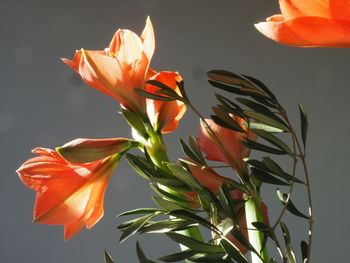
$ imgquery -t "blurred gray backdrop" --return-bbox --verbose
[1,0,349,262]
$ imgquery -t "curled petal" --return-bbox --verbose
[146,71,186,133]
[255,16,350,47]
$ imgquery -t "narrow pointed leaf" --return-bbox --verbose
[244,110,289,132]
[136,241,155,263]
[159,249,197,262]
[249,122,284,133]
[167,164,203,190]
[180,139,202,164]
[220,238,249,263]
[262,157,305,184]
[299,104,308,148]
[166,232,224,254]
[243,139,286,155]
[280,221,291,245]
[212,107,246,133]
[252,129,294,156]
[237,97,272,115]
[104,251,114,263]
[286,245,297,263]
[135,88,176,101]
[118,208,160,217]
[122,109,148,138]
[242,75,277,101]
[169,210,219,232]
[301,241,308,262]
[119,213,157,243]
[152,196,186,211]
[189,135,206,164]
[251,167,289,186]
[139,219,197,234]
[277,190,309,219]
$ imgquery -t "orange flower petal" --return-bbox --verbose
[198,117,254,172]
[255,16,350,47]
[140,16,155,62]
[146,71,186,133]
[81,50,146,112]
[187,162,230,192]
[17,148,120,240]
[279,0,330,19]
[329,0,350,20]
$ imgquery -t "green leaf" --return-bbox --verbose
[208,80,266,98]
[244,110,289,132]
[167,164,203,190]
[166,232,224,254]
[301,241,308,262]
[122,109,148,138]
[237,97,273,115]
[262,157,305,184]
[280,221,291,245]
[119,213,157,243]
[169,210,219,232]
[136,241,155,263]
[277,190,309,219]
[140,218,197,234]
[104,250,114,263]
[176,80,189,102]
[159,249,197,262]
[217,184,238,223]
[252,129,294,156]
[180,139,202,164]
[189,135,206,164]
[126,154,153,180]
[146,79,180,98]
[251,167,289,186]
[134,88,176,101]
[230,228,260,256]
[249,122,284,133]
[242,75,277,101]
[286,245,297,263]
[251,222,270,232]
[152,196,186,211]
[298,104,308,148]
[243,139,287,155]
[220,238,249,263]
[150,184,191,207]
[208,70,256,89]
[212,106,246,133]
[118,208,160,217]
[189,253,228,262]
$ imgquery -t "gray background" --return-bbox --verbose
[1,0,349,262]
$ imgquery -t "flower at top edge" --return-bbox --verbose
[255,0,350,47]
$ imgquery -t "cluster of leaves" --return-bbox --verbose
[207,70,311,263]
[109,70,311,263]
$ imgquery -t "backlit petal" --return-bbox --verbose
[255,17,350,47]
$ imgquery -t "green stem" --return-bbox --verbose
[245,198,269,263]
[145,129,203,263]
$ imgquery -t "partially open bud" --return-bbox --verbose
[56,138,136,163]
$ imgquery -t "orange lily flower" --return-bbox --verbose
[255,0,350,47]
[146,71,186,133]
[198,117,256,174]
[17,147,121,240]
[62,17,154,114]
[62,18,186,133]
